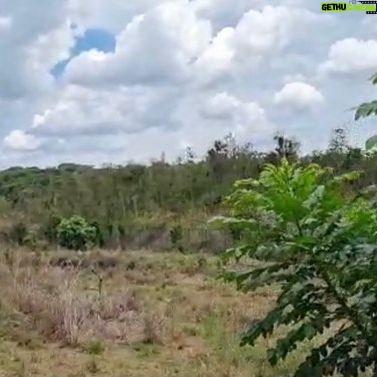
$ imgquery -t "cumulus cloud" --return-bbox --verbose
[0,1,74,100]
[66,4,322,88]
[26,87,273,145]
[66,2,212,87]
[195,5,322,83]
[30,84,182,137]
[123,92,273,161]
[4,130,41,151]
[201,92,265,122]
[5,84,273,163]
[200,92,273,143]
[68,0,170,33]
[274,82,324,110]
[27,22,75,72]
[191,0,261,30]
[319,38,377,74]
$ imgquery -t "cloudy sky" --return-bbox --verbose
[0,0,377,167]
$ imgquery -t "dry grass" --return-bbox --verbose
[1,256,141,346]
[0,249,318,377]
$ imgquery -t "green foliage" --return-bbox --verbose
[354,100,377,121]
[170,225,184,252]
[57,215,96,251]
[355,73,377,122]
[366,135,377,151]
[83,340,105,355]
[371,72,377,86]
[355,72,377,151]
[23,225,43,251]
[0,131,375,251]
[42,215,61,244]
[213,159,377,376]
[9,221,27,246]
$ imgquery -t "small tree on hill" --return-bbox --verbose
[57,215,96,251]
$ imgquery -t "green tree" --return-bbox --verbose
[328,127,348,153]
[273,133,300,160]
[57,215,96,251]
[211,159,377,376]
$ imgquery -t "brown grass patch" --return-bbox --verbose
[0,250,315,377]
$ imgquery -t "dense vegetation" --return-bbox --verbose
[0,128,376,252]
[215,160,377,376]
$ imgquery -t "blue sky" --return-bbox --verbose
[0,0,376,168]
[51,28,116,78]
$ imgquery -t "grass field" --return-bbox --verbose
[0,249,320,377]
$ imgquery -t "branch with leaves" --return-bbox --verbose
[355,73,377,152]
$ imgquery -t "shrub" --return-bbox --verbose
[23,225,46,251]
[9,221,28,246]
[83,339,105,355]
[57,215,97,251]
[42,214,61,244]
[170,225,184,252]
[212,159,377,376]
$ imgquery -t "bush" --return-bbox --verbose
[9,221,28,246]
[83,339,105,355]
[23,225,48,251]
[57,215,97,251]
[212,159,377,376]
[42,214,61,244]
[170,225,184,252]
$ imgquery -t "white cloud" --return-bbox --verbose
[198,92,274,145]
[191,0,260,30]
[320,38,377,74]
[66,4,322,88]
[0,16,12,30]
[68,0,170,33]
[274,82,324,110]
[27,85,273,146]
[29,84,180,137]
[121,93,273,161]
[0,1,74,100]
[66,2,212,87]
[195,5,321,83]
[4,130,41,151]
[7,83,274,164]
[201,92,265,122]
[27,21,75,71]
[194,27,235,81]
[282,73,307,84]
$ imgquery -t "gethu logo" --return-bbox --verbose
[321,1,377,13]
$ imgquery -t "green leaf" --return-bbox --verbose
[302,185,325,209]
[354,100,377,121]
[365,135,377,151]
[370,72,377,85]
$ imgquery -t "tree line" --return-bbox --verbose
[0,127,376,251]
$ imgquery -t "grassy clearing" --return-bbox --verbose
[0,249,321,376]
